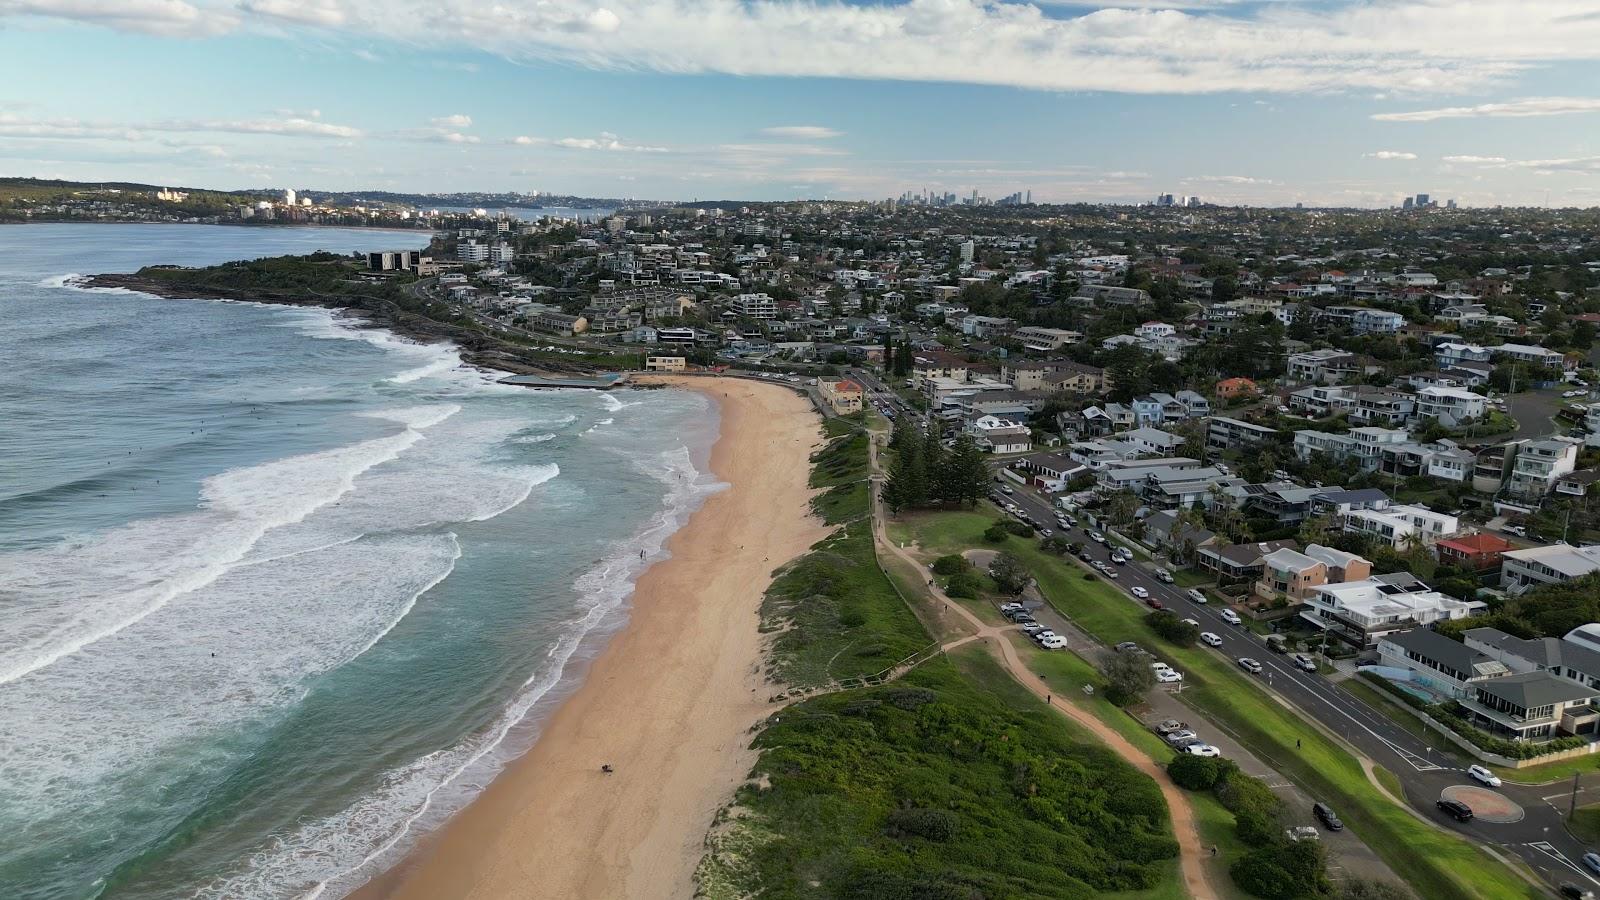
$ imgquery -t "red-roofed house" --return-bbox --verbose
[819,378,864,415]
[1215,377,1260,400]
[1435,533,1515,572]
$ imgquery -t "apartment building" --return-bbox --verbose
[1501,544,1600,595]
[1414,386,1487,427]
[818,378,864,414]
[1293,426,1409,472]
[1341,503,1459,549]
[1207,416,1279,452]
[732,292,779,319]
[1287,348,1358,384]
[1011,326,1081,352]
[1505,438,1581,501]
[1300,573,1485,649]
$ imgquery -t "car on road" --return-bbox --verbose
[1111,553,1128,565]
[1164,729,1198,745]
[1220,608,1243,626]
[1313,802,1343,831]
[1285,826,1320,842]
[1001,486,1014,494]
[1103,569,1119,579]
[1583,852,1600,876]
[1185,743,1220,757]
[1154,718,1187,735]
[1277,405,1292,414]
[1436,799,1474,822]
[1237,657,1263,674]
[1039,635,1068,650]
[1467,764,1502,787]
[1040,528,1053,537]
[1088,531,1106,543]
[1200,632,1223,647]
[1131,586,1150,599]
[1292,653,1318,673]
[1116,641,1143,654]
[1079,550,1094,561]
[1146,597,1164,609]
[1187,589,1208,604]
[1155,568,1175,583]
[1505,524,1527,537]
[1559,883,1595,900]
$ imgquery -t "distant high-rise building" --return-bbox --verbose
[1186,196,1201,207]
[1025,189,1032,204]
[959,240,975,263]
[1157,193,1175,207]
[1416,193,1431,207]
[283,188,296,207]
[1447,198,1457,209]
[1402,196,1415,210]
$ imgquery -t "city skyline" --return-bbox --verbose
[3,0,1600,206]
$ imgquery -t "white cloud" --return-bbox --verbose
[238,0,345,27]
[554,132,668,152]
[759,125,842,139]
[509,135,544,145]
[1364,150,1417,160]
[431,113,472,129]
[1442,155,1507,164]
[720,142,847,157]
[0,112,361,140]
[0,0,234,35]
[12,0,1600,95]
[1189,174,1276,184]
[1373,97,1600,122]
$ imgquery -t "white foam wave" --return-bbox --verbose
[511,433,556,444]
[581,417,614,435]
[385,357,458,385]
[41,272,139,295]
[597,392,623,412]
[198,442,723,900]
[0,404,461,686]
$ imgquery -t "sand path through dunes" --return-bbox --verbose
[354,377,826,900]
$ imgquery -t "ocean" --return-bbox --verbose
[0,224,721,899]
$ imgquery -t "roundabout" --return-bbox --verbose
[1441,784,1525,824]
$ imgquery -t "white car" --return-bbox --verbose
[1220,608,1242,626]
[1185,743,1221,757]
[1467,764,1502,787]
[1285,825,1320,842]
[1039,635,1068,650]
[1181,618,1200,628]
[1104,569,1119,579]
[1089,532,1106,543]
[1200,632,1223,647]
[1165,729,1199,745]
[1187,589,1208,605]
[1238,657,1263,674]
[1131,586,1150,599]
[1156,668,1184,683]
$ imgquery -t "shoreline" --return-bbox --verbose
[350,375,826,900]
[79,272,588,378]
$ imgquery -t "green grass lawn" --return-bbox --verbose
[1496,751,1600,784]
[890,508,1545,900]
[1568,805,1600,844]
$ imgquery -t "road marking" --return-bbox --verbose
[1527,841,1592,880]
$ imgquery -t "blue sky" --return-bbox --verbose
[2,0,1599,206]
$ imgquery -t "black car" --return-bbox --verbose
[1312,802,1343,831]
[1560,883,1595,900]
[1436,799,1474,822]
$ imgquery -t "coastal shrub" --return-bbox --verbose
[731,655,1178,899]
[1215,770,1282,822]
[1231,840,1328,899]
[987,552,1031,594]
[930,554,968,576]
[944,572,982,599]
[1167,753,1230,791]
[1003,520,1034,538]
[1146,610,1200,647]
[839,606,867,629]
[1234,809,1278,847]
[982,522,1009,543]
[885,808,959,842]
[1099,650,1157,707]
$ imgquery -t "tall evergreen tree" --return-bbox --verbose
[944,433,988,507]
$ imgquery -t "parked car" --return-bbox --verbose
[1265,634,1289,654]
[1155,568,1175,583]
[1112,553,1128,565]
[1164,730,1199,745]
[1000,601,1025,613]
[1039,635,1068,650]
[1155,668,1184,683]
[1313,802,1344,831]
[1032,630,1058,644]
[1220,608,1242,626]
[1560,883,1595,900]
[1237,657,1263,674]
[1154,718,1187,735]
[1131,586,1150,599]
[1187,589,1208,604]
[1200,632,1223,647]
[1436,799,1474,822]
[1292,653,1318,673]
[1185,743,1220,757]
[1467,765,1502,787]
[1116,641,1143,653]
[1104,570,1119,579]
[1583,852,1600,876]
[1020,622,1046,636]
[1181,618,1200,628]
[1285,825,1320,842]
[1089,532,1106,543]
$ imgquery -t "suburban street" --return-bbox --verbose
[992,475,1600,894]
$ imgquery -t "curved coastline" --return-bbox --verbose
[349,376,826,900]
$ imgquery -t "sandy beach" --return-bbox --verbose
[353,376,826,900]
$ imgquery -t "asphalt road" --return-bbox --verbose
[994,476,1600,895]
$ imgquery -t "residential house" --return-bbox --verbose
[1011,326,1081,352]
[644,355,686,372]
[1142,510,1217,557]
[818,378,864,415]
[1293,427,1409,472]
[1435,533,1515,573]
[967,415,1033,454]
[1123,427,1186,456]
[1197,539,1301,581]
[1505,438,1581,502]
[1300,573,1486,649]
[1501,544,1600,595]
[1043,362,1109,395]
[1207,416,1280,452]
[1215,377,1260,400]
[1414,386,1487,428]
[1376,628,1512,700]
[1254,547,1328,602]
[1288,349,1358,384]
[1341,503,1459,549]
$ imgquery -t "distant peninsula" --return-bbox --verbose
[87,253,610,377]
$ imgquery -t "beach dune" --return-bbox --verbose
[354,377,825,900]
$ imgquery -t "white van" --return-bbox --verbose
[1187,589,1208,604]
[1220,608,1242,626]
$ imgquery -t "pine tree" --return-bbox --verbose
[945,433,989,507]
